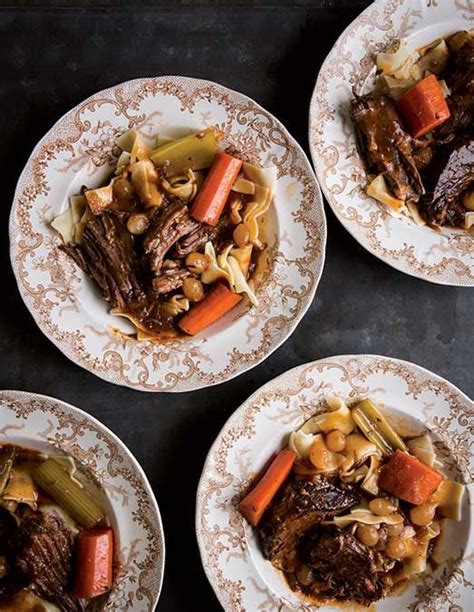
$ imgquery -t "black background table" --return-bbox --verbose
[1,1,472,610]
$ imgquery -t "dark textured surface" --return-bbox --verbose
[0,2,472,611]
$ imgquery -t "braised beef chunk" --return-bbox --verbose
[351,93,424,201]
[173,223,217,258]
[435,32,474,141]
[152,267,191,294]
[143,201,200,274]
[0,508,26,603]
[12,512,85,612]
[62,214,143,309]
[304,528,388,605]
[419,137,474,226]
[259,478,359,569]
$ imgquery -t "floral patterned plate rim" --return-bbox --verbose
[309,0,474,286]
[0,389,165,610]
[196,354,473,611]
[9,75,326,393]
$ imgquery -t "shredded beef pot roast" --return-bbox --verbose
[351,93,425,201]
[303,528,389,605]
[0,510,85,611]
[259,477,359,569]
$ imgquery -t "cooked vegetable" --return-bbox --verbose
[416,39,449,77]
[309,434,344,472]
[33,458,105,528]
[409,502,436,526]
[191,152,243,226]
[381,73,418,100]
[366,174,405,211]
[376,39,411,75]
[325,430,346,452]
[429,479,465,521]
[378,449,444,505]
[369,497,397,516]
[233,223,250,248]
[352,400,407,457]
[182,277,204,302]
[239,449,296,526]
[438,79,450,98]
[356,524,379,547]
[127,213,150,235]
[73,528,114,598]
[150,128,220,176]
[178,282,242,335]
[396,74,451,137]
[0,446,15,494]
[386,535,413,560]
[185,252,209,274]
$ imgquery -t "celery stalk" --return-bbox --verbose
[33,458,105,528]
[352,400,407,457]
[150,128,220,176]
[0,447,15,495]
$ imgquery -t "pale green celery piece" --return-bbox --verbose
[0,447,15,495]
[352,407,393,458]
[33,458,105,529]
[150,128,219,176]
[352,399,408,458]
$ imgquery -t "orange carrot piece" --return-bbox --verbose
[239,450,297,526]
[190,152,243,226]
[73,528,114,599]
[396,74,450,138]
[379,449,444,505]
[178,282,242,335]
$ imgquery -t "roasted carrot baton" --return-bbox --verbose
[379,449,444,505]
[239,450,297,526]
[178,282,242,335]
[73,528,114,599]
[190,152,243,226]
[396,74,450,138]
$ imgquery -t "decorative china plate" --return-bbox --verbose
[9,76,326,392]
[196,355,473,611]
[0,390,164,611]
[309,0,474,285]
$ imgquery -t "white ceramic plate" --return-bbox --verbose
[9,76,326,392]
[196,355,473,611]
[0,390,164,611]
[309,0,474,286]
